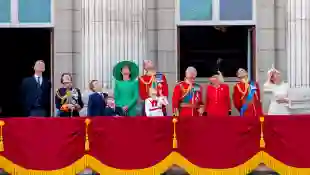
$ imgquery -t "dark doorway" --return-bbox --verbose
[178,26,253,80]
[0,28,51,117]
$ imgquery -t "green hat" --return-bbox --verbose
[113,61,139,81]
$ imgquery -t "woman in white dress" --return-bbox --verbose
[264,67,291,115]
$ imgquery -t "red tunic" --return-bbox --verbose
[138,73,168,100]
[139,73,168,115]
[172,81,203,117]
[233,81,262,117]
[205,84,231,116]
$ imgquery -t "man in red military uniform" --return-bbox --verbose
[139,60,168,115]
[172,67,204,117]
[205,71,231,116]
[233,68,262,117]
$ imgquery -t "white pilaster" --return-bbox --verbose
[287,0,310,88]
[81,0,147,89]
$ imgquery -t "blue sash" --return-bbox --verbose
[155,73,163,83]
[152,73,163,89]
[240,81,257,116]
[182,84,199,103]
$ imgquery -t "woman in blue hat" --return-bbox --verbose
[113,61,139,116]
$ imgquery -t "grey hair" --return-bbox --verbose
[185,66,197,77]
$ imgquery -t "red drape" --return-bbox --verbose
[89,117,173,169]
[176,117,260,168]
[1,118,85,170]
[1,116,310,170]
[264,115,310,168]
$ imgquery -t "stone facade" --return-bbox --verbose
[53,0,288,115]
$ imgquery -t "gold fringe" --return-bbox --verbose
[0,120,5,152]
[1,151,310,175]
[0,152,268,175]
[261,152,310,175]
[259,116,266,148]
[172,118,178,149]
[85,119,91,151]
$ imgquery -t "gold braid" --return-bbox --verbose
[139,75,155,92]
[56,89,69,104]
[180,82,192,99]
[139,75,154,85]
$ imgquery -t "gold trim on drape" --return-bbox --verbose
[1,152,306,175]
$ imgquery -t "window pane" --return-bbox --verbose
[0,0,10,23]
[179,26,249,78]
[180,0,212,21]
[220,0,252,20]
[19,0,51,23]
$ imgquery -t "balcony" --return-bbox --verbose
[0,116,307,175]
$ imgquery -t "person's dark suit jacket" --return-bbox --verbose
[105,106,124,116]
[88,92,107,116]
[20,76,51,116]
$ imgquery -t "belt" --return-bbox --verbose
[150,107,161,111]
[180,103,198,108]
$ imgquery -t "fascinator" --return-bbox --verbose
[209,69,224,83]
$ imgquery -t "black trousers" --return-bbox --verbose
[59,110,80,117]
[29,107,47,117]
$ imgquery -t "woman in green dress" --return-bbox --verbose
[113,61,139,116]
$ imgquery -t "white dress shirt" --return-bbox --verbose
[34,74,42,85]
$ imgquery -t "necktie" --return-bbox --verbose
[37,77,41,86]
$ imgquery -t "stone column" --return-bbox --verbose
[81,0,147,89]
[287,0,310,88]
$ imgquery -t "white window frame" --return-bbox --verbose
[175,0,256,81]
[0,0,54,27]
[175,0,256,26]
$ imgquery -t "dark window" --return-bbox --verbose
[178,26,252,79]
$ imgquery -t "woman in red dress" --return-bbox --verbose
[205,71,231,116]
